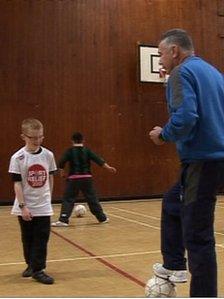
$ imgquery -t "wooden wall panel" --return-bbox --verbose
[0,0,223,202]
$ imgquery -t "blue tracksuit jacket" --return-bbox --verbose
[161,56,224,162]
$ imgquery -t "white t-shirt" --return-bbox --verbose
[9,146,57,216]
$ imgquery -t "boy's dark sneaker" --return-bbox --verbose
[99,217,109,224]
[32,270,54,284]
[22,265,33,277]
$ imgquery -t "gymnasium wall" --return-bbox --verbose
[0,0,224,203]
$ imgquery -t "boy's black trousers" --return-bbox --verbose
[59,178,107,223]
[18,216,50,272]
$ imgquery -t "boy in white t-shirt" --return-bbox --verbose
[9,118,57,284]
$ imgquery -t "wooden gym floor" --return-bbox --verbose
[0,197,224,298]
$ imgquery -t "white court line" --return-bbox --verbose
[0,250,161,267]
[107,212,224,249]
[107,212,160,230]
[1,244,224,267]
[217,243,224,249]
[1,243,223,267]
[214,231,224,236]
[1,208,223,267]
[110,203,224,215]
[217,205,224,209]
[107,209,224,237]
[109,206,160,220]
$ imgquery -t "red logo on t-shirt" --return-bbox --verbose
[27,164,47,188]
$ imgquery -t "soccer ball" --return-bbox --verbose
[74,204,86,217]
[145,275,177,298]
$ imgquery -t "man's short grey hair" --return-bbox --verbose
[161,28,194,52]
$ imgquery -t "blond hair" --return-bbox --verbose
[21,118,43,134]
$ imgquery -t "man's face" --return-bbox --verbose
[158,41,176,74]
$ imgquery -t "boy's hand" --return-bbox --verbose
[21,206,33,221]
[108,166,117,174]
[59,169,67,178]
[103,163,117,174]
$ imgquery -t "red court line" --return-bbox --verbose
[51,229,145,288]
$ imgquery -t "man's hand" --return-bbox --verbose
[149,126,165,145]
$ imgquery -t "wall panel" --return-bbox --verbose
[0,0,223,202]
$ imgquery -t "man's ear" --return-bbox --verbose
[172,45,179,58]
[21,134,25,141]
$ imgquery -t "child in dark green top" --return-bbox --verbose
[52,132,116,227]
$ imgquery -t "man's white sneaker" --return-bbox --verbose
[153,263,187,283]
[51,221,69,227]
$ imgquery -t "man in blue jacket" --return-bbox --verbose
[149,28,224,297]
